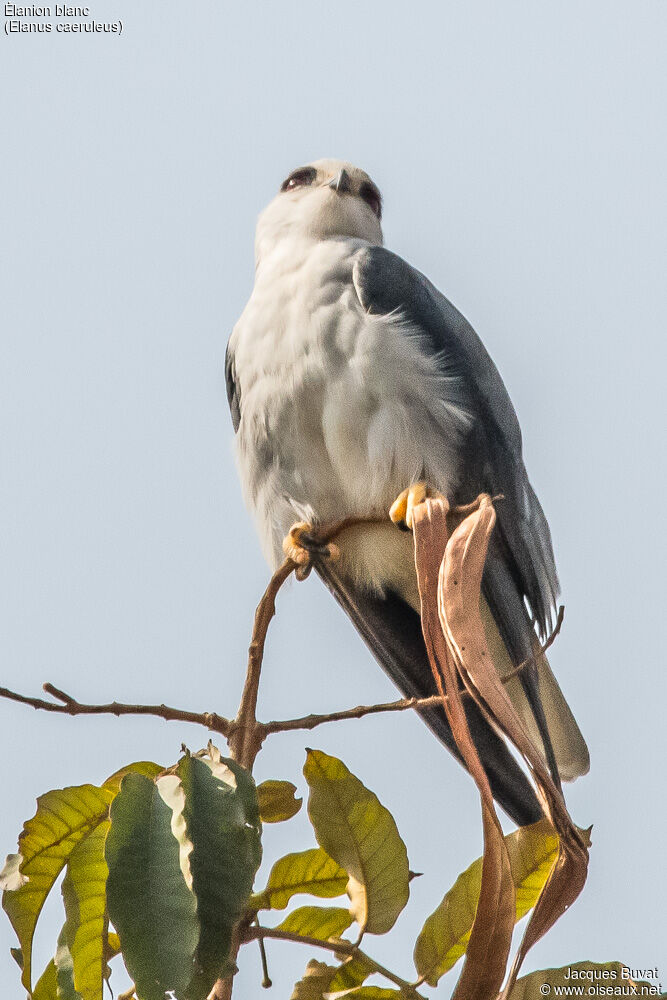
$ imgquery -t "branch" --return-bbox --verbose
[227,558,295,767]
[243,925,425,997]
[261,611,565,736]
[262,694,448,734]
[0,682,231,734]
[500,605,565,682]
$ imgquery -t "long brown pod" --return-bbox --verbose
[417,495,589,998]
[413,501,516,1000]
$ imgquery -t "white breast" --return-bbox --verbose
[230,236,469,597]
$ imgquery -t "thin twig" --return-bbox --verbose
[227,558,295,767]
[0,605,563,752]
[262,694,448,734]
[243,925,424,997]
[211,559,298,999]
[0,601,562,745]
[254,917,272,989]
[261,609,565,736]
[0,683,231,735]
[500,606,565,682]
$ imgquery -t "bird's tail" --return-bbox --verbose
[505,651,590,782]
[481,600,589,782]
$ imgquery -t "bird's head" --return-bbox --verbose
[255,159,384,263]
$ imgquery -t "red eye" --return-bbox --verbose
[281,167,317,192]
[360,182,382,219]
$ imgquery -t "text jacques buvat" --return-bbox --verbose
[5,5,122,33]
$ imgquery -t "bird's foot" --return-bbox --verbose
[389,481,446,531]
[282,522,341,581]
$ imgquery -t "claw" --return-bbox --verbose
[390,482,445,531]
[282,521,340,580]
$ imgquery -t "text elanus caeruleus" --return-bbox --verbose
[226,159,589,826]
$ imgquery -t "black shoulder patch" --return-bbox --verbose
[224,341,241,433]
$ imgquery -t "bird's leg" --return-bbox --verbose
[282,522,341,581]
[389,481,446,531]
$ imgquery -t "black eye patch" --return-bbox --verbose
[359,181,382,219]
[281,167,317,192]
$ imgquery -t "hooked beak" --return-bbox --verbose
[328,169,352,194]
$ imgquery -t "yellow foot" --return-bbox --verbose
[282,522,340,580]
[389,482,446,531]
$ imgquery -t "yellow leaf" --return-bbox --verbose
[62,820,111,1000]
[414,818,558,985]
[255,847,347,910]
[327,956,373,992]
[257,780,303,822]
[290,959,338,1000]
[1,784,113,993]
[276,905,353,940]
[303,750,409,936]
[102,761,163,794]
[289,957,370,999]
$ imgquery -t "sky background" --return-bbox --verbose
[1,1,666,996]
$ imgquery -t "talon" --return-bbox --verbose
[282,522,312,565]
[282,521,340,577]
[389,482,445,530]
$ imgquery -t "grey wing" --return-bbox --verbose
[225,340,241,433]
[353,245,559,637]
[316,560,543,827]
[353,245,570,786]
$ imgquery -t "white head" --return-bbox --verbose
[255,158,384,264]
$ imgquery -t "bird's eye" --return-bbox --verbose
[281,167,317,192]
[359,182,382,219]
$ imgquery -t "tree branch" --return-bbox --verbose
[0,682,231,735]
[243,924,425,997]
[226,558,296,768]
[262,694,448,734]
[260,609,565,736]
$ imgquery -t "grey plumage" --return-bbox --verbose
[353,245,558,637]
[226,158,589,826]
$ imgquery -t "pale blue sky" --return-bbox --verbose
[2,2,666,996]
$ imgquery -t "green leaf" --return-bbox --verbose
[1,784,113,993]
[257,780,303,822]
[33,933,121,1000]
[103,761,163,794]
[254,847,348,910]
[62,820,111,1000]
[170,754,262,1000]
[275,905,353,940]
[303,750,409,935]
[326,956,372,992]
[507,962,662,999]
[55,925,83,1000]
[289,955,371,999]
[33,957,59,1000]
[206,743,261,827]
[105,773,198,1000]
[290,959,338,999]
[414,817,559,986]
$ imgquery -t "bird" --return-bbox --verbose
[225,158,589,826]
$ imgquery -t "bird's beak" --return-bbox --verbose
[328,169,352,194]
